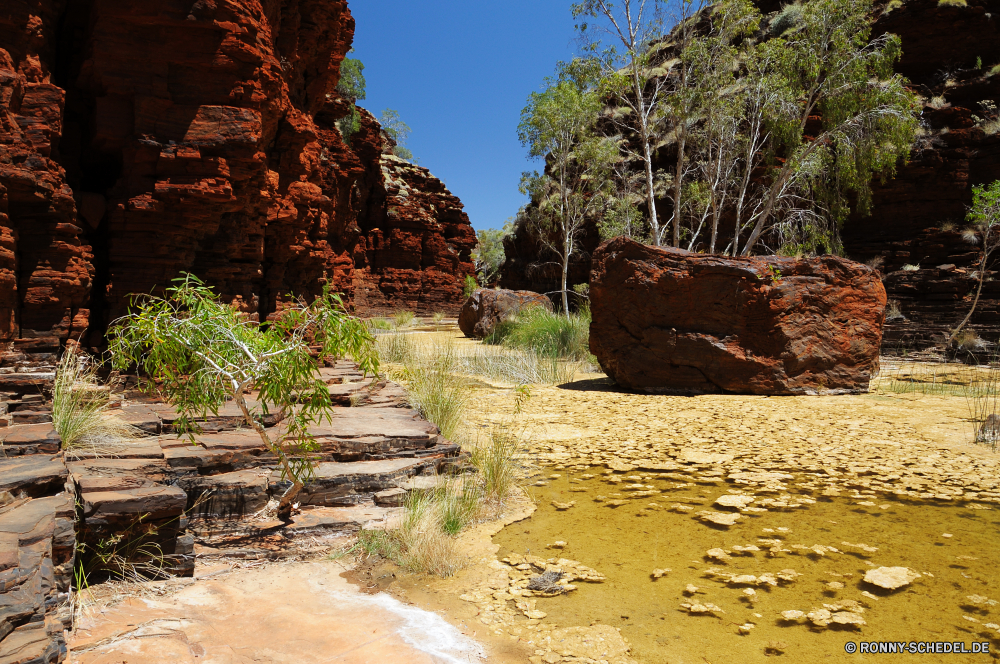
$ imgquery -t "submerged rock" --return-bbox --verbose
[589,237,885,395]
[863,566,921,590]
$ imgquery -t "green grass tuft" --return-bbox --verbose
[486,306,593,362]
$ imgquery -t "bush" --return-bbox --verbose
[487,306,593,361]
[396,343,467,440]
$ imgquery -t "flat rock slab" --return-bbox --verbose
[66,439,166,460]
[81,486,187,519]
[589,237,885,395]
[0,424,61,455]
[286,458,431,507]
[0,455,68,496]
[68,458,172,484]
[313,407,439,440]
[284,505,399,531]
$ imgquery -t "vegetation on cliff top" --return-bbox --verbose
[513,0,920,259]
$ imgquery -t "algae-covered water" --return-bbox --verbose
[495,473,1000,663]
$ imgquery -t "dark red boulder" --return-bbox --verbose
[459,289,552,339]
[589,238,886,395]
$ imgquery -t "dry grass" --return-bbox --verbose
[53,346,142,455]
[357,486,471,577]
[467,420,530,509]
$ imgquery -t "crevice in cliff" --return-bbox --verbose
[53,0,118,348]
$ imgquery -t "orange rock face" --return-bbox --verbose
[0,0,475,371]
[589,238,886,395]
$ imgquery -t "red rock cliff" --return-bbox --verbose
[0,0,475,376]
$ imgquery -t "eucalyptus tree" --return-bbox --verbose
[953,181,1000,339]
[518,60,617,314]
[572,0,677,246]
[336,51,366,143]
[108,275,378,519]
[736,0,920,255]
[682,0,759,253]
[380,109,414,160]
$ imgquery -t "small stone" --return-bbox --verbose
[831,612,866,627]
[696,510,742,526]
[780,610,805,621]
[942,533,952,538]
[551,501,575,510]
[651,568,671,579]
[548,541,567,549]
[863,566,920,590]
[826,581,844,590]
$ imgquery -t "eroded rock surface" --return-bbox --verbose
[459,288,552,339]
[589,237,886,395]
[0,0,475,375]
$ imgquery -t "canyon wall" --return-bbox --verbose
[0,0,475,378]
[500,0,1000,352]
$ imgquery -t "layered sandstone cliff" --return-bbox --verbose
[0,0,475,380]
[501,0,1000,352]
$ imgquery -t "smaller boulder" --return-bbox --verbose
[459,289,552,338]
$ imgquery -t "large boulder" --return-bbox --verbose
[459,289,553,338]
[589,237,886,395]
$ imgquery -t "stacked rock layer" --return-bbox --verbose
[0,0,476,375]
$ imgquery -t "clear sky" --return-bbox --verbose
[349,1,582,232]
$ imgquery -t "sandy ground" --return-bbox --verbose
[68,560,487,664]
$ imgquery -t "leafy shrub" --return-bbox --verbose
[938,0,967,7]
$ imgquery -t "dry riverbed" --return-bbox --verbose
[68,330,1000,663]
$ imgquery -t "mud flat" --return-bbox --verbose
[448,335,1000,663]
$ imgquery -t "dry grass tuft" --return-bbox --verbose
[53,346,142,455]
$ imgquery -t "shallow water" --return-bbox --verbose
[495,473,1000,663]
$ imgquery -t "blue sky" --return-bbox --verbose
[350,1,582,231]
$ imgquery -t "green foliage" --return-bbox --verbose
[951,181,1000,338]
[968,181,1000,230]
[519,59,618,313]
[474,223,511,285]
[736,0,920,254]
[336,107,362,146]
[107,274,377,514]
[380,109,415,161]
[337,53,366,102]
[487,306,593,362]
[335,52,366,146]
[462,275,479,299]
